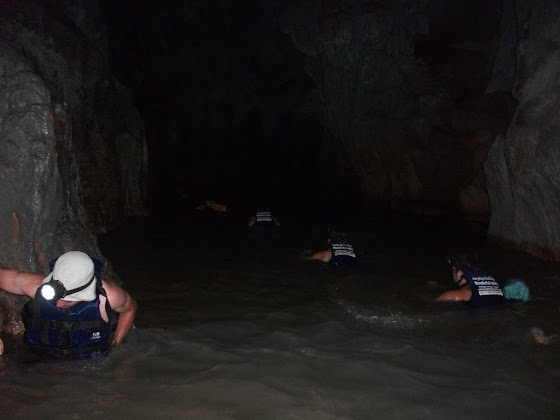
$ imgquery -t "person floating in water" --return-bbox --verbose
[194,199,228,213]
[0,251,137,358]
[303,228,357,268]
[436,252,556,345]
[437,252,504,306]
[248,208,280,227]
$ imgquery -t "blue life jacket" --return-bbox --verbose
[329,243,357,267]
[22,285,117,359]
[463,270,504,306]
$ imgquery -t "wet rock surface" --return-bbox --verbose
[0,1,147,333]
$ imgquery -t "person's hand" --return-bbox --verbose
[531,327,549,345]
[0,337,4,356]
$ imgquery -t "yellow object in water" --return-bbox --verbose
[210,204,227,213]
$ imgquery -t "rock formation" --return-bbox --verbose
[484,0,560,260]
[0,1,148,335]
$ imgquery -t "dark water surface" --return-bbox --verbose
[1,207,559,419]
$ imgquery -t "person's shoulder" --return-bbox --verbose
[100,279,126,297]
[100,279,134,305]
[101,278,124,288]
[100,280,137,314]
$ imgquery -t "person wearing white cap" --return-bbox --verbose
[0,251,137,358]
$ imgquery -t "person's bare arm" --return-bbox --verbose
[301,249,332,262]
[436,286,472,302]
[0,269,43,355]
[0,269,43,298]
[102,280,137,346]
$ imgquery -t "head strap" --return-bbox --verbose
[54,275,95,298]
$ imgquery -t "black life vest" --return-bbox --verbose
[21,284,118,359]
[254,210,275,226]
[463,270,504,306]
[330,243,358,267]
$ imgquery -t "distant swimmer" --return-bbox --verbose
[248,208,280,227]
[195,199,228,213]
[302,228,357,268]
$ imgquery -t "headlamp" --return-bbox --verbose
[40,279,67,301]
[39,275,94,301]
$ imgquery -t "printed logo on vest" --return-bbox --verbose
[90,331,101,340]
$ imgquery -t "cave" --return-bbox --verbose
[1,0,557,265]
[0,1,559,415]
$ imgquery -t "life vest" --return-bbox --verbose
[254,210,275,226]
[463,270,504,306]
[330,243,357,267]
[21,284,118,359]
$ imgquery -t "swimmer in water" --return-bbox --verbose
[437,253,504,306]
[0,251,137,358]
[248,208,280,227]
[302,228,357,268]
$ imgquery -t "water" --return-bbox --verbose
[1,207,559,419]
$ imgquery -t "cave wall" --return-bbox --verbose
[280,0,516,214]
[0,0,148,331]
[103,0,362,205]
[484,0,560,260]
[101,0,560,261]
[0,0,556,331]
[280,0,559,260]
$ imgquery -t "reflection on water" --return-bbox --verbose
[1,209,559,419]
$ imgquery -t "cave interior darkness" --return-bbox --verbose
[101,0,503,218]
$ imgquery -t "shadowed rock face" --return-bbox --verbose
[0,0,148,332]
[280,0,515,214]
[0,44,61,272]
[485,1,560,260]
[103,0,557,263]
[280,0,560,260]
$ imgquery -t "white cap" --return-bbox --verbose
[42,251,97,301]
